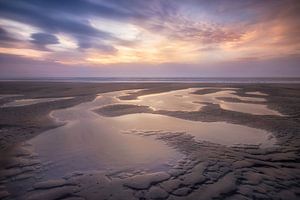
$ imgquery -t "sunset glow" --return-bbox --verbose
[0,0,299,77]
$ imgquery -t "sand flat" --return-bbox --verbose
[1,97,74,107]
[10,88,276,179]
[0,82,299,200]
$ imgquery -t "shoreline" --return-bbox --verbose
[0,82,299,150]
[1,77,300,84]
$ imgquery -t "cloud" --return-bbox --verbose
[0,0,299,77]
[30,33,59,51]
[0,27,16,42]
[146,20,242,44]
[1,0,299,49]
[76,36,117,54]
[0,0,120,50]
[31,33,59,45]
[0,27,19,47]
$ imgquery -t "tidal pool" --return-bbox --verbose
[1,97,74,107]
[245,91,268,96]
[25,89,277,178]
[118,88,282,116]
[110,113,276,148]
[29,92,180,178]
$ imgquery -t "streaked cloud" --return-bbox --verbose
[0,0,299,77]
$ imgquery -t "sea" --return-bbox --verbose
[0,77,300,83]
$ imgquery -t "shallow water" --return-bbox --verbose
[219,102,276,115]
[119,88,282,116]
[120,89,203,111]
[1,97,74,107]
[29,92,181,178]
[245,91,268,96]
[24,89,277,179]
[0,94,22,99]
[111,113,276,148]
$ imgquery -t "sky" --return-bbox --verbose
[0,0,299,78]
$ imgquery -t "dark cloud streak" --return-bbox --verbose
[30,32,59,51]
[0,0,125,50]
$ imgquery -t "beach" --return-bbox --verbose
[0,81,299,200]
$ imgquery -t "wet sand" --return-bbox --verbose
[113,88,281,115]
[0,82,299,200]
[1,97,74,108]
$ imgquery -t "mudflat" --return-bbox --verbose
[0,81,299,200]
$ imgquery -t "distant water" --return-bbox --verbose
[1,77,300,83]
